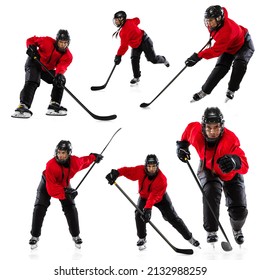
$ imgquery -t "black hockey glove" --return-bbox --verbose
[105,169,119,185]
[26,44,40,60]
[53,74,66,88]
[64,187,78,200]
[217,155,241,173]
[114,55,121,65]
[142,208,152,223]
[176,140,191,162]
[90,153,103,163]
[185,52,201,67]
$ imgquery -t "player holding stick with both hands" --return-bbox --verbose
[106,154,200,250]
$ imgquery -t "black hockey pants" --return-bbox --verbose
[135,192,192,240]
[30,176,80,238]
[197,167,248,232]
[20,57,65,108]
[131,32,166,78]
[201,32,254,94]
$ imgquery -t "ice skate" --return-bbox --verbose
[72,236,82,249]
[46,102,67,116]
[29,236,39,249]
[225,90,235,103]
[233,229,244,246]
[11,104,32,119]
[190,90,207,103]
[137,238,146,251]
[207,232,218,248]
[188,236,201,248]
[130,77,140,86]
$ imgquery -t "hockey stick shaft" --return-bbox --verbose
[140,38,213,108]
[33,57,117,121]
[91,64,117,91]
[114,182,193,255]
[75,128,122,190]
[186,160,232,248]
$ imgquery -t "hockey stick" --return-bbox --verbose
[140,38,213,108]
[75,128,122,191]
[33,57,117,121]
[91,64,117,91]
[185,160,232,252]
[113,181,194,255]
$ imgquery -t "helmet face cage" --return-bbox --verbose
[202,107,225,143]
[204,5,224,31]
[55,140,72,164]
[113,11,127,27]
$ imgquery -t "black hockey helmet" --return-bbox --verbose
[56,29,70,42]
[55,140,72,164]
[113,11,127,27]
[202,107,225,143]
[204,5,224,31]
[145,154,159,166]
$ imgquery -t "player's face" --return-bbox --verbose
[113,18,122,27]
[57,149,69,161]
[146,164,158,174]
[205,123,222,139]
[57,40,69,51]
[205,18,218,30]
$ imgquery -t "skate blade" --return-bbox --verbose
[209,242,217,249]
[46,110,67,116]
[30,244,38,250]
[225,97,232,103]
[75,244,81,249]
[11,112,31,119]
[130,83,139,87]
[138,245,146,251]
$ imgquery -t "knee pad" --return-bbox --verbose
[214,63,230,77]
[229,206,248,221]
[162,215,168,221]
[232,59,247,72]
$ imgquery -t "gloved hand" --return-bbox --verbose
[185,52,201,67]
[105,169,119,185]
[90,153,103,163]
[176,140,191,162]
[64,187,78,200]
[142,208,152,223]
[217,155,241,173]
[53,74,66,88]
[114,55,122,65]
[26,45,40,60]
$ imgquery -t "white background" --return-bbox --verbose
[1,0,259,279]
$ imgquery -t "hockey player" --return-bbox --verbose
[29,140,103,249]
[185,5,254,103]
[12,29,73,118]
[112,11,170,86]
[106,154,200,250]
[176,107,248,245]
